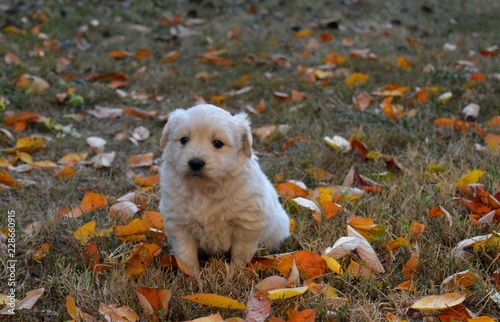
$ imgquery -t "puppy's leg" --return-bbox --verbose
[166,225,200,274]
[230,227,260,267]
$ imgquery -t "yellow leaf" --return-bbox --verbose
[411,292,466,311]
[115,217,151,237]
[396,56,412,68]
[4,136,44,153]
[267,286,309,300]
[322,255,343,274]
[344,73,369,87]
[74,220,96,245]
[456,170,486,188]
[293,29,314,38]
[55,166,76,179]
[183,293,247,310]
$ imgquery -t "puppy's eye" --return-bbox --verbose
[180,137,189,145]
[212,140,224,149]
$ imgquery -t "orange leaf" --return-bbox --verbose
[414,88,429,103]
[290,90,306,102]
[402,250,420,280]
[349,139,369,159]
[437,304,473,322]
[441,270,477,290]
[98,304,139,322]
[133,175,160,187]
[0,171,22,188]
[128,153,154,168]
[143,211,164,229]
[134,48,151,59]
[454,198,491,215]
[273,91,290,102]
[409,222,425,241]
[160,50,180,63]
[346,259,374,278]
[485,133,500,151]
[123,107,156,119]
[65,192,108,218]
[277,182,308,198]
[394,279,416,292]
[124,244,161,277]
[429,205,453,227]
[486,116,500,128]
[380,97,404,120]
[323,201,343,219]
[386,237,410,253]
[199,54,235,66]
[108,50,131,58]
[304,168,334,181]
[293,29,314,38]
[288,308,316,322]
[281,136,307,152]
[319,33,333,42]
[115,218,151,237]
[81,240,107,273]
[292,250,328,279]
[136,287,171,315]
[55,166,76,179]
[396,56,412,68]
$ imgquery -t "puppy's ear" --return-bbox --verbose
[160,109,184,150]
[159,122,169,150]
[233,112,253,158]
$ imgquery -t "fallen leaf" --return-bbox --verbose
[183,294,247,310]
[288,308,316,322]
[267,286,309,300]
[411,292,466,311]
[441,270,477,290]
[136,287,171,317]
[352,90,371,112]
[457,170,486,188]
[344,73,369,86]
[246,293,271,322]
[277,182,308,198]
[99,303,139,322]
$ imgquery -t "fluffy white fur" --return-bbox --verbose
[159,104,290,274]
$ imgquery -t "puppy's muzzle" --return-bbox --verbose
[188,157,205,174]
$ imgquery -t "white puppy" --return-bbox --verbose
[159,104,290,274]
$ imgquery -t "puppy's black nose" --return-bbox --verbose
[188,158,205,171]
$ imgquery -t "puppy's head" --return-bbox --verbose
[160,104,253,183]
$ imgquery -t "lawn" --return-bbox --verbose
[0,0,499,321]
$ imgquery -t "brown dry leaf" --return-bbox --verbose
[123,107,157,119]
[437,304,473,322]
[15,74,50,93]
[0,288,45,314]
[304,168,334,181]
[4,52,21,65]
[3,111,41,131]
[136,287,171,317]
[281,136,307,152]
[110,201,140,222]
[346,259,374,278]
[353,90,371,112]
[246,293,271,322]
[183,294,247,310]
[485,133,500,151]
[160,50,180,63]
[347,226,385,273]
[255,275,288,292]
[82,240,107,273]
[411,292,466,311]
[293,197,321,224]
[98,303,139,322]
[441,270,477,290]
[32,243,50,260]
[134,48,151,59]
